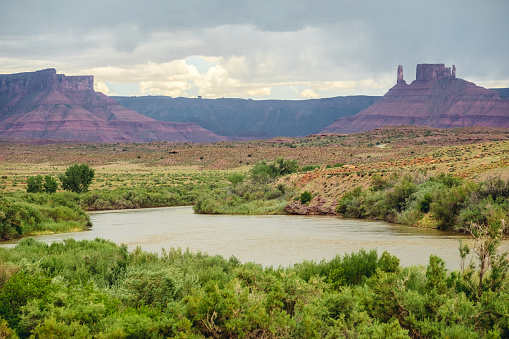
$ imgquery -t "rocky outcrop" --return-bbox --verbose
[322,64,509,134]
[0,69,226,143]
[284,197,337,215]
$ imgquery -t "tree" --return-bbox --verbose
[26,175,43,193]
[249,158,299,184]
[43,175,58,193]
[273,157,298,176]
[226,173,245,190]
[59,164,95,193]
[460,219,508,299]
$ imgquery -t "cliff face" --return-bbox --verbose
[322,64,509,134]
[0,69,226,143]
[113,95,379,138]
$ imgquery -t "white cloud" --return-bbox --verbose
[94,81,111,95]
[299,89,320,99]
[195,65,271,98]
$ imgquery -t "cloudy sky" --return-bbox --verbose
[1,0,508,99]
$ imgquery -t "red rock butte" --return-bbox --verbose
[0,68,226,143]
[322,64,509,134]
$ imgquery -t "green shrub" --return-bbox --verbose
[226,172,245,190]
[26,175,43,193]
[0,238,507,337]
[250,158,298,183]
[43,175,58,193]
[299,191,312,204]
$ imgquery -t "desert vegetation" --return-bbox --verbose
[336,174,509,231]
[0,220,508,338]
[193,158,298,214]
[1,126,509,337]
[0,192,91,240]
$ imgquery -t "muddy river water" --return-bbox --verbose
[3,206,508,270]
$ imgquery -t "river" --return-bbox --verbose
[3,206,507,270]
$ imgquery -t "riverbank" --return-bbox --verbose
[0,192,91,240]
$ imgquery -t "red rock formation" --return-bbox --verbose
[284,197,337,215]
[322,64,509,134]
[0,69,226,143]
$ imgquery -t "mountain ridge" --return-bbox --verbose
[113,95,380,138]
[322,64,509,134]
[0,69,226,143]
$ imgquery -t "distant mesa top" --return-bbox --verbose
[0,68,94,94]
[397,63,457,84]
[0,68,226,143]
[321,63,509,134]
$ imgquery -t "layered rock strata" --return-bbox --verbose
[0,69,226,143]
[322,64,509,133]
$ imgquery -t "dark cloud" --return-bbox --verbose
[1,0,507,98]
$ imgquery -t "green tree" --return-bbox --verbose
[226,173,245,190]
[273,157,298,175]
[43,175,58,193]
[461,219,509,299]
[26,175,43,193]
[249,158,298,184]
[59,164,95,193]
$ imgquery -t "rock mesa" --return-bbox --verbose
[0,69,226,143]
[322,64,509,133]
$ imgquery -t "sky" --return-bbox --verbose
[1,0,508,99]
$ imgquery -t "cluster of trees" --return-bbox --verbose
[249,157,299,184]
[0,232,507,338]
[26,164,94,194]
[194,158,299,214]
[26,175,58,194]
[336,174,509,231]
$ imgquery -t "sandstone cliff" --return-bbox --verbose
[322,64,509,134]
[0,69,226,143]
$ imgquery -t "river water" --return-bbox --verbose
[3,206,507,270]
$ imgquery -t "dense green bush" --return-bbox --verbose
[0,237,507,338]
[43,175,58,193]
[299,191,313,204]
[0,193,91,240]
[336,175,509,231]
[26,175,58,194]
[250,158,298,183]
[60,163,95,193]
[26,175,43,193]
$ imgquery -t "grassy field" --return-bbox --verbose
[2,126,508,201]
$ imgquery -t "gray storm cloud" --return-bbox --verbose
[0,0,507,98]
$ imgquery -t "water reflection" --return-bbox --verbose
[2,206,507,270]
